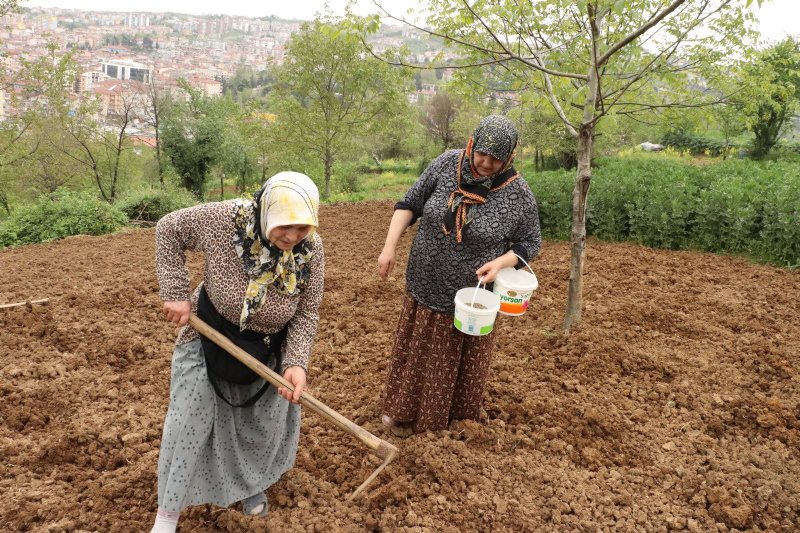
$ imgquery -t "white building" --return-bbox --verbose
[125,13,151,27]
[101,59,152,84]
[76,71,108,93]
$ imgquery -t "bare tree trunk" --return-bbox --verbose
[563,4,603,332]
[146,74,164,187]
[110,113,129,202]
[153,96,163,187]
[323,149,332,199]
[563,126,593,331]
[0,188,9,215]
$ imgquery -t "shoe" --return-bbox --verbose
[382,414,414,437]
[241,492,268,517]
[389,424,414,437]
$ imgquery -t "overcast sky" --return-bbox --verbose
[22,0,800,41]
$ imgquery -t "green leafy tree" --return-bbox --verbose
[140,72,175,187]
[223,68,275,104]
[369,0,758,330]
[63,81,144,202]
[241,109,278,185]
[423,92,461,150]
[216,103,263,198]
[511,103,578,170]
[161,83,228,199]
[270,18,411,198]
[739,37,800,157]
[0,125,38,214]
[9,47,140,203]
[0,1,20,17]
[713,99,748,158]
[371,103,430,161]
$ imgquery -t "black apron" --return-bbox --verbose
[196,285,287,408]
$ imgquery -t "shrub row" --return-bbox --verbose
[661,131,738,156]
[0,191,129,248]
[115,186,198,223]
[527,156,799,267]
[2,160,797,268]
[0,187,198,249]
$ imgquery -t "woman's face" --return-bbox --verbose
[268,224,312,250]
[473,151,504,177]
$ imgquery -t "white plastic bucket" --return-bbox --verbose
[454,287,501,336]
[493,267,538,316]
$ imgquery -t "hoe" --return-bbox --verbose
[189,314,399,500]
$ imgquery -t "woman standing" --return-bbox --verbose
[150,172,324,532]
[378,115,541,434]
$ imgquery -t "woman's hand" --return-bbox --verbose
[163,300,191,325]
[476,252,519,284]
[378,209,414,280]
[378,246,397,280]
[279,366,307,404]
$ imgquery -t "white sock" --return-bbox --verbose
[249,502,265,515]
[242,492,268,515]
[150,508,179,533]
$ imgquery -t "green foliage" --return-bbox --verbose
[0,1,22,16]
[422,92,461,150]
[512,106,579,169]
[759,173,800,266]
[115,186,198,222]
[738,37,800,158]
[660,131,735,156]
[223,68,274,104]
[161,85,234,199]
[14,48,141,202]
[102,33,142,49]
[325,158,418,203]
[373,103,431,160]
[520,166,573,241]
[422,0,754,133]
[0,191,128,248]
[528,155,799,266]
[270,17,413,198]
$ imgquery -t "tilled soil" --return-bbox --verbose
[1,200,798,532]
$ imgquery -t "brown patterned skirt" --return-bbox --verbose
[382,292,496,432]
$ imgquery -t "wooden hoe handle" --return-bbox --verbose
[188,314,398,498]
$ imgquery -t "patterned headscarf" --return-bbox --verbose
[232,172,320,329]
[443,115,520,242]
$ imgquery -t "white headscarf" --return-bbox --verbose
[232,172,320,329]
[258,171,319,240]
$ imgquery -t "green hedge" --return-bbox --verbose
[526,157,800,267]
[661,131,736,156]
[0,191,129,248]
[116,186,198,223]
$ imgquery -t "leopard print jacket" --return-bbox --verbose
[155,200,325,372]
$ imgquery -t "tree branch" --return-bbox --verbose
[597,0,689,66]
[371,1,587,80]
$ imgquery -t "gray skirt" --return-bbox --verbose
[156,338,300,512]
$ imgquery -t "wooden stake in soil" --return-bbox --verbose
[0,298,50,310]
[188,314,399,500]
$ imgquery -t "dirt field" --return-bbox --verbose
[1,200,798,532]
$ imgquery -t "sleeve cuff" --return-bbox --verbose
[394,201,420,225]
[510,244,530,269]
[281,354,309,374]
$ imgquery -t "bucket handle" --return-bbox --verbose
[470,276,485,308]
[513,252,535,276]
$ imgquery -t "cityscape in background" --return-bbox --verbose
[0,6,453,137]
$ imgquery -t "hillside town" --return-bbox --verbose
[0,6,455,126]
